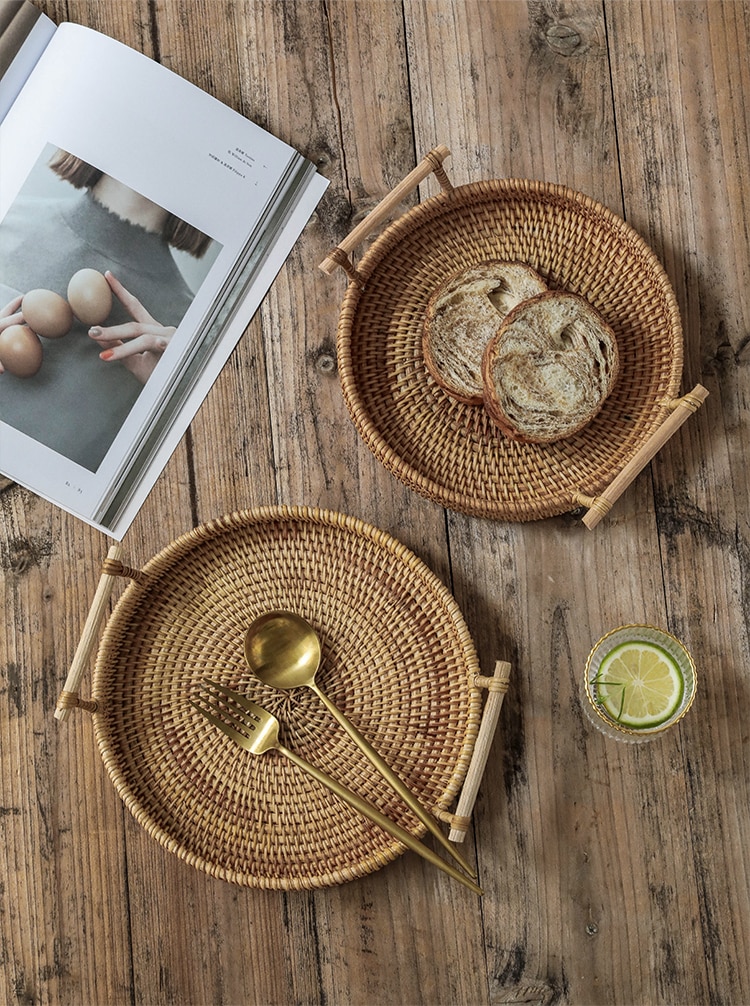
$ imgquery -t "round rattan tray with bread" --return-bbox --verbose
[55,506,497,890]
[320,146,707,528]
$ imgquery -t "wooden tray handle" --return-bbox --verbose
[573,384,709,530]
[54,544,144,721]
[439,660,511,843]
[319,144,453,279]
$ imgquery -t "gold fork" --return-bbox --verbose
[191,680,482,896]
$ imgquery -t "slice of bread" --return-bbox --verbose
[481,291,619,444]
[422,260,547,404]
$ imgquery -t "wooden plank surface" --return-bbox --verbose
[1,1,748,1004]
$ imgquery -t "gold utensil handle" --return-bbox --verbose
[279,743,482,896]
[314,686,476,878]
[449,661,511,842]
[577,384,708,529]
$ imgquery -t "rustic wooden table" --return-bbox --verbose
[2,2,748,1003]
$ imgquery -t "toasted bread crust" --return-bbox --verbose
[481,291,619,444]
[422,260,547,404]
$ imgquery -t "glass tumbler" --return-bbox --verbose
[582,623,697,743]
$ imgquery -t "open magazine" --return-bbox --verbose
[0,0,328,538]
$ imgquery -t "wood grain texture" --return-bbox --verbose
[2,1,748,1004]
[607,4,750,1003]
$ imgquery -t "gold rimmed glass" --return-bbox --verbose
[583,624,697,743]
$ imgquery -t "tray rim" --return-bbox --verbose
[90,504,483,889]
[335,176,684,521]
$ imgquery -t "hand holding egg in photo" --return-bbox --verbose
[0,268,113,378]
[0,286,74,377]
[67,268,113,326]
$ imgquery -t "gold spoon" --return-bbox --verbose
[244,610,477,879]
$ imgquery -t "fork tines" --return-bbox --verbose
[191,679,259,742]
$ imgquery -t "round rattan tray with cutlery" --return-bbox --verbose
[60,507,485,890]
[321,147,706,527]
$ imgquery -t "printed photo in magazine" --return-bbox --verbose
[0,143,222,473]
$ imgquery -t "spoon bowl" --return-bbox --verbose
[243,610,477,879]
[244,610,322,691]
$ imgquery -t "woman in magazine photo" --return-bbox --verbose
[0,146,216,472]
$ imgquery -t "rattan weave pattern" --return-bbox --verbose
[92,507,481,889]
[336,178,683,520]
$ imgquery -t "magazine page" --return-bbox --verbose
[98,167,327,535]
[0,0,55,122]
[0,21,327,538]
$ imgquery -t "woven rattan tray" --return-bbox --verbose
[55,507,506,890]
[321,147,707,527]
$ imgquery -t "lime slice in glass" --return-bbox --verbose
[595,640,685,729]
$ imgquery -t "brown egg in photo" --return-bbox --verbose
[0,324,44,377]
[67,268,113,326]
[22,288,74,338]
